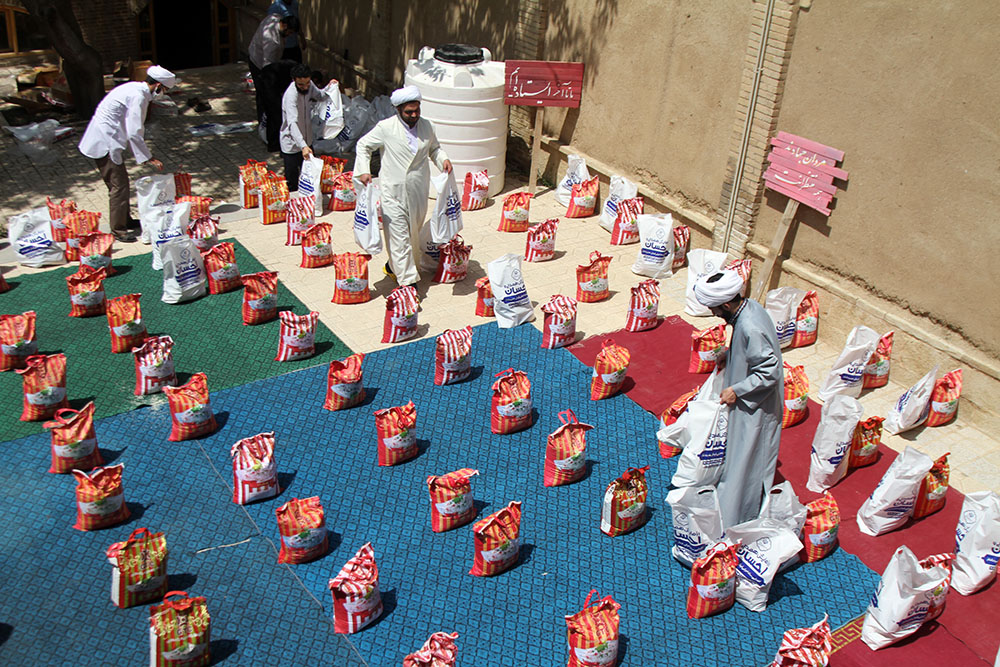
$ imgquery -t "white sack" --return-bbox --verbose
[817,326,880,401]
[806,394,864,493]
[136,174,177,245]
[428,171,463,244]
[671,398,729,488]
[555,154,589,207]
[297,156,324,214]
[884,366,938,435]
[600,175,638,232]
[316,80,345,140]
[352,180,383,255]
[487,253,535,329]
[8,207,65,267]
[765,287,807,349]
[148,202,191,271]
[760,481,808,572]
[160,236,207,304]
[666,485,726,567]
[856,446,934,536]
[952,490,1000,595]
[684,249,730,317]
[727,517,803,612]
[417,221,441,272]
[631,214,675,279]
[659,370,724,456]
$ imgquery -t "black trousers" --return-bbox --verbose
[260,61,294,153]
[282,150,303,192]
[248,61,265,124]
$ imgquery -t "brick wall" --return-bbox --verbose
[71,0,140,72]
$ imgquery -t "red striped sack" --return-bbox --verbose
[433,236,472,283]
[862,331,894,389]
[475,277,494,317]
[913,453,950,518]
[403,632,459,667]
[78,232,116,274]
[625,279,660,332]
[791,290,819,348]
[591,339,630,400]
[926,368,962,427]
[164,373,217,441]
[470,500,522,576]
[148,591,211,667]
[66,266,107,317]
[375,401,418,466]
[382,285,419,343]
[44,402,103,473]
[259,172,289,224]
[545,409,593,487]
[47,196,77,240]
[17,353,68,421]
[566,590,621,667]
[462,169,490,210]
[63,210,101,261]
[541,295,578,349]
[276,496,328,563]
[320,156,347,194]
[726,258,752,296]
[491,369,532,434]
[231,432,279,504]
[241,271,278,325]
[525,217,558,262]
[107,293,147,353]
[176,195,211,219]
[186,215,219,252]
[133,335,177,395]
[173,172,193,197]
[286,193,316,245]
[331,252,371,304]
[690,324,727,374]
[275,311,318,362]
[435,326,473,385]
[329,542,383,634]
[427,468,479,532]
[328,172,356,211]
[499,192,531,232]
[672,224,690,270]
[566,175,599,218]
[238,160,267,208]
[201,242,241,294]
[687,541,740,619]
[658,388,698,458]
[848,416,883,468]
[769,614,833,667]
[783,363,809,428]
[72,464,129,530]
[0,310,38,371]
[324,353,366,411]
[600,466,649,536]
[610,196,643,245]
[576,251,612,302]
[920,553,955,621]
[801,492,839,562]
[301,222,335,268]
[106,527,167,608]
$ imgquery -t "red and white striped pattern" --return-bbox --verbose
[201,242,241,294]
[433,236,472,283]
[173,172,193,197]
[230,432,278,504]
[106,527,167,608]
[499,192,532,232]
[285,193,316,245]
[770,614,833,667]
[106,293,146,354]
[926,368,962,427]
[658,388,698,458]
[475,277,494,316]
[427,468,479,532]
[919,553,954,621]
[782,363,810,428]
[45,402,103,474]
[241,271,279,325]
[462,170,490,210]
[591,339,630,401]
[610,196,643,245]
[672,224,690,270]
[382,286,419,343]
[435,326,473,385]
[689,324,727,374]
[791,290,819,348]
[913,454,950,519]
[329,542,383,634]
[66,266,107,318]
[469,501,522,577]
[176,195,212,219]
[565,590,621,667]
[238,160,266,208]
[687,541,739,618]
[801,492,840,563]
[186,215,219,252]
[132,335,177,396]
[576,251,612,302]
[848,416,883,468]
[862,331,893,389]
[324,352,366,411]
[17,352,69,421]
[164,373,217,442]
[63,211,101,261]
[78,232,117,274]
[726,258,752,296]
[544,409,593,487]
[72,464,130,531]
[490,369,532,434]
[600,466,649,536]
[374,401,418,466]
[541,295,577,349]
[403,632,459,667]
[148,591,211,667]
[276,496,328,563]
[259,172,289,224]
[625,279,660,332]
[300,222,335,268]
[47,197,77,240]
[0,310,37,372]
[275,311,319,362]
[524,217,558,262]
[328,172,356,211]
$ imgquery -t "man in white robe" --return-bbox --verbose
[694,269,784,527]
[354,86,452,288]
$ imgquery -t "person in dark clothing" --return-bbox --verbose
[248,15,299,151]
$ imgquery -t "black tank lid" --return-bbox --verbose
[434,44,484,65]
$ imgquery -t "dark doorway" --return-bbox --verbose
[153,0,212,70]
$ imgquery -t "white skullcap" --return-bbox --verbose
[390,85,421,107]
[694,270,745,308]
[146,65,176,88]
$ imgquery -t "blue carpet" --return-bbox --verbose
[0,323,879,666]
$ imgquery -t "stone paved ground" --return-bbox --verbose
[1,63,997,495]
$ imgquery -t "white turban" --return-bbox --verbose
[390,85,421,107]
[146,65,176,88]
[694,270,745,308]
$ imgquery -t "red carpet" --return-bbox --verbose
[568,316,998,666]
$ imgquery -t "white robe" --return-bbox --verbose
[354,115,448,286]
[78,81,152,165]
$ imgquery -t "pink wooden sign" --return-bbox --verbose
[764,131,848,216]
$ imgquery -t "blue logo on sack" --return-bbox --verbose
[840,361,866,384]
[353,206,369,231]
[445,193,461,223]
[735,546,769,586]
[604,197,620,217]
[884,496,916,517]
[640,240,670,261]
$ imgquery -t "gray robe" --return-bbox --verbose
[716,298,783,528]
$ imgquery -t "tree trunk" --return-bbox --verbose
[21,0,105,118]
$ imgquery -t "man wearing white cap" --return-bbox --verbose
[694,269,783,527]
[78,65,175,242]
[355,85,452,288]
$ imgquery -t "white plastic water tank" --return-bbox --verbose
[405,44,507,198]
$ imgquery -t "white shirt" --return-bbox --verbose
[403,122,418,154]
[279,81,324,154]
[248,14,284,69]
[78,81,152,165]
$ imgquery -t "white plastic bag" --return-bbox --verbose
[317,80,345,140]
[861,545,952,650]
[952,490,1000,595]
[352,180,383,255]
[160,236,207,304]
[760,481,808,571]
[806,395,864,493]
[487,253,535,329]
[671,391,729,488]
[555,154,590,207]
[297,156,324,214]
[148,202,191,271]
[631,214,675,279]
[666,485,726,567]
[884,366,938,435]
[428,171,463,244]
[727,517,803,612]
[8,207,65,267]
[817,326,880,401]
[659,370,723,459]
[5,119,60,165]
[684,249,730,317]
[136,174,178,244]
[600,175,638,232]
[857,446,933,536]
[418,221,441,272]
[765,287,807,349]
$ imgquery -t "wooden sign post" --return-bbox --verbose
[504,60,584,194]
[753,131,849,300]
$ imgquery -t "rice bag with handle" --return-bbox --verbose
[625,279,660,332]
[952,490,1000,595]
[186,215,219,252]
[487,254,535,328]
[275,311,318,362]
[912,453,949,519]
[817,326,880,401]
[148,591,211,667]
[848,416,883,469]
[433,235,472,283]
[498,191,531,232]
[601,466,650,536]
[727,258,752,294]
[77,232,116,274]
[791,290,819,348]
[591,339,630,400]
[259,171,289,224]
[544,409,594,487]
[320,156,347,193]
[884,365,938,434]
[427,468,479,532]
[769,615,833,667]
[149,202,190,270]
[428,170,463,243]
[657,386,698,458]
[667,485,725,566]
[164,372,217,441]
[435,326,473,385]
[44,402,103,474]
[525,218,558,262]
[107,293,147,353]
[689,323,727,374]
[688,541,740,619]
[66,266,107,317]
[600,175,638,232]
[17,353,68,421]
[632,214,676,279]
[541,295,578,349]
[862,331,894,389]
[566,175,599,217]
[332,252,371,304]
[300,222,335,268]
[329,542,383,634]
[136,175,177,244]
[566,590,620,667]
[106,527,167,609]
[176,195,212,219]
[782,363,809,428]
[806,395,863,493]
[63,210,101,261]
[0,310,38,371]
[173,172,193,197]
[238,159,266,208]
[760,481,808,539]
[461,169,489,210]
[926,368,962,427]
[231,432,278,504]
[556,154,589,207]
[72,464,130,530]
[353,180,383,255]
[475,277,494,317]
[610,196,643,245]
[801,492,840,562]
[161,236,207,304]
[375,401,418,466]
[491,368,532,434]
[728,517,803,612]
[276,496,328,563]
[241,271,278,324]
[672,224,690,270]
[684,249,729,316]
[857,446,934,536]
[382,285,419,343]
[765,287,807,349]
[133,335,176,396]
[9,207,65,267]
[470,500,522,576]
[47,196,77,238]
[671,372,729,488]
[201,241,241,294]
[403,632,459,667]
[328,171,356,211]
[324,353,366,411]
[285,193,316,245]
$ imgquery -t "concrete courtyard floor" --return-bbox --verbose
[1,63,997,496]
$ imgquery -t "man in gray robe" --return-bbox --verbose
[694,269,783,527]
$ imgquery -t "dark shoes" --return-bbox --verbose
[113,231,138,243]
[126,217,142,231]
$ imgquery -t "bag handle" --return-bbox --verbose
[622,466,650,481]
[558,409,577,426]
[53,407,80,424]
[590,250,602,263]
[126,527,152,542]
[494,368,514,378]
[582,588,599,609]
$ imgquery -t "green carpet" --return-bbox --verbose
[0,238,351,439]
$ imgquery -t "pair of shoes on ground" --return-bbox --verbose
[113,230,138,243]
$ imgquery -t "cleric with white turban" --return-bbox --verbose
[390,85,422,107]
[697,264,784,529]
